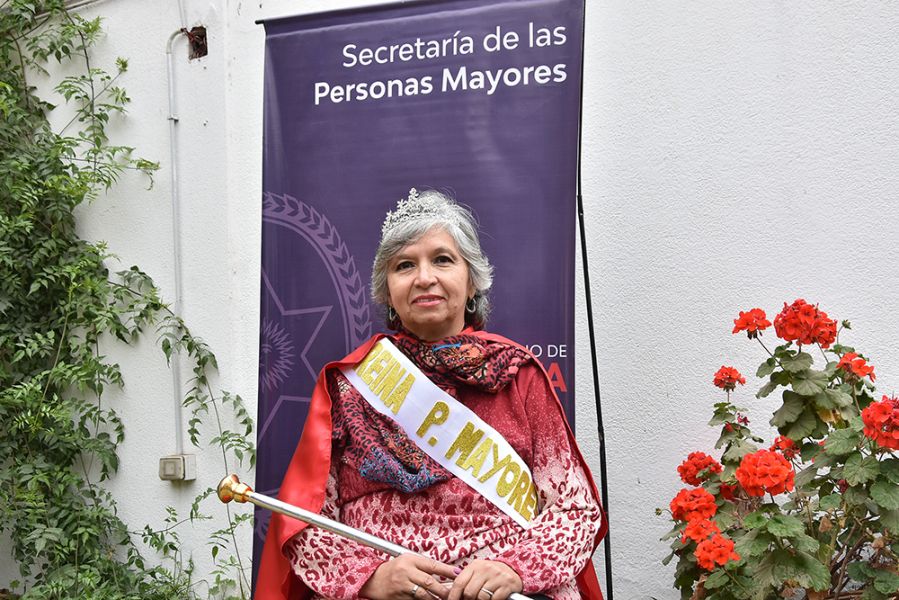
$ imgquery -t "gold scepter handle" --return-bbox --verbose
[217,474,535,600]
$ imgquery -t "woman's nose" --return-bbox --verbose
[414,264,437,286]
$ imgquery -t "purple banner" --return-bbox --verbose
[256,0,584,582]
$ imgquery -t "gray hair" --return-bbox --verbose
[371,189,493,330]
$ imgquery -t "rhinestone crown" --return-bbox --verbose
[380,188,459,240]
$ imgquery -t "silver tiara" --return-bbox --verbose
[380,188,458,239]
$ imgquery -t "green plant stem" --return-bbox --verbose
[40,286,72,401]
[725,569,747,591]
[55,69,125,137]
[757,337,788,372]
[8,14,54,44]
[63,10,98,172]
[12,36,31,114]
[800,490,815,535]
[204,380,250,595]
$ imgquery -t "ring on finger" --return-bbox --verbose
[481,588,494,598]
[411,584,420,597]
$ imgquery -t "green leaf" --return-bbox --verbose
[847,560,876,582]
[825,427,862,455]
[879,509,899,532]
[791,369,829,395]
[814,387,852,409]
[794,465,820,488]
[881,458,899,484]
[819,493,842,510]
[770,392,804,427]
[743,511,769,529]
[661,525,684,541]
[843,454,880,486]
[766,514,805,538]
[790,533,819,553]
[861,587,889,600]
[723,439,758,463]
[703,568,729,589]
[871,479,899,510]
[756,358,776,378]
[782,407,817,440]
[794,551,832,591]
[752,551,780,589]
[844,485,869,506]
[714,505,737,530]
[735,529,774,556]
[781,351,813,373]
[874,569,899,594]
[756,378,779,398]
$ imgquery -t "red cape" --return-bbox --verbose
[256,331,607,599]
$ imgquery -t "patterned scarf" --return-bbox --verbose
[331,332,531,496]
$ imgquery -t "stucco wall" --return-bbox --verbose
[4,1,898,598]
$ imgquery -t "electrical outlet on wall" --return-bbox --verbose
[158,454,197,481]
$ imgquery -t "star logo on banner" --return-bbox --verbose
[257,270,331,441]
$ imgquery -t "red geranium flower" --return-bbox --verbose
[861,395,899,450]
[695,534,740,570]
[773,298,837,348]
[670,488,717,522]
[735,449,795,496]
[837,352,876,382]
[677,452,723,486]
[713,366,746,391]
[732,308,771,338]
[681,518,720,544]
[770,435,799,460]
[718,483,737,500]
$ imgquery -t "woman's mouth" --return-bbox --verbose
[412,295,444,307]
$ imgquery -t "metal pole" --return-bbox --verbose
[218,475,534,600]
[574,0,613,597]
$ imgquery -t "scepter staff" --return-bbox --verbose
[217,474,535,600]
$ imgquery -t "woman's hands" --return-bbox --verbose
[447,559,523,600]
[360,553,456,600]
[360,555,523,600]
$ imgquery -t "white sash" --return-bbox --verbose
[341,338,537,528]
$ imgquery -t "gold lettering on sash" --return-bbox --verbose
[370,356,392,385]
[367,351,395,388]
[507,470,533,516]
[360,346,391,387]
[478,444,511,482]
[445,422,484,465]
[384,373,414,414]
[460,437,493,478]
[417,401,449,437]
[354,343,383,383]
[373,361,406,399]
[495,462,521,498]
[521,485,538,521]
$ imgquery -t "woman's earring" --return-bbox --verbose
[465,297,477,314]
[387,306,397,321]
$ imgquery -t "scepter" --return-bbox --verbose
[217,474,534,600]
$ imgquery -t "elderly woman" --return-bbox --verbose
[258,190,605,600]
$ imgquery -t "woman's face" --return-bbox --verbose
[386,227,474,342]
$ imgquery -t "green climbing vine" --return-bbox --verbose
[0,1,254,597]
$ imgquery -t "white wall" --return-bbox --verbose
[5,1,898,598]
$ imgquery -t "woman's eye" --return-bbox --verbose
[395,261,414,271]
[434,255,454,264]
